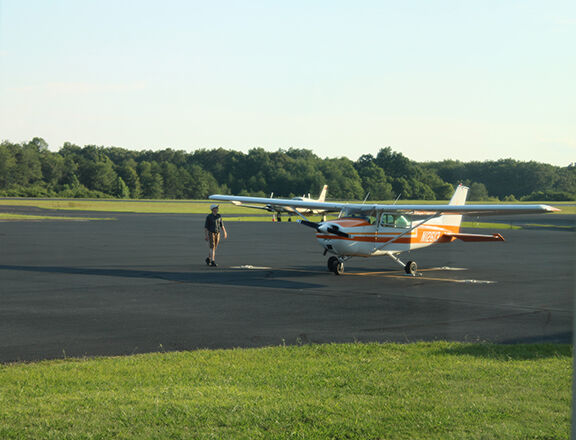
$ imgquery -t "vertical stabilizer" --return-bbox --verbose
[443,184,469,228]
[318,185,328,202]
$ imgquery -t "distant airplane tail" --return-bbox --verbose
[442,184,469,228]
[318,185,328,202]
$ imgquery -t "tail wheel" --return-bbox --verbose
[405,261,417,275]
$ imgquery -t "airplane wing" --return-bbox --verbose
[209,194,559,216]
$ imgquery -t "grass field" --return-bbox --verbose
[0,213,114,221]
[0,342,570,440]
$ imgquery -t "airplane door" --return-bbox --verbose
[375,213,398,252]
[375,213,391,251]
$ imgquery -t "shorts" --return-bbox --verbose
[208,232,220,249]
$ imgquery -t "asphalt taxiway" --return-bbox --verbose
[0,209,573,362]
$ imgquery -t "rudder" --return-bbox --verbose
[318,185,328,202]
[443,184,469,227]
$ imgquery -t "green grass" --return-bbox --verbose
[0,342,570,439]
[0,213,114,221]
[0,198,572,214]
[550,205,576,214]
[0,199,222,214]
[461,221,522,230]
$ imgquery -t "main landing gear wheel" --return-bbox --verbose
[327,256,344,275]
[405,261,417,275]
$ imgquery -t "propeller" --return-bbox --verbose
[298,220,349,238]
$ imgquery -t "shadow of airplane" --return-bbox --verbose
[0,264,326,290]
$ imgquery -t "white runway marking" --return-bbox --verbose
[230,265,273,270]
[434,266,468,271]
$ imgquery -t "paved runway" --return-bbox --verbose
[0,209,574,363]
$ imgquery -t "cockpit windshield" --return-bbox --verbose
[339,207,377,224]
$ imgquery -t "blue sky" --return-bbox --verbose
[0,0,574,165]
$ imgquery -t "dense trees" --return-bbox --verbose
[0,138,574,200]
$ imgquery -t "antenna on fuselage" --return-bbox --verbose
[393,193,402,205]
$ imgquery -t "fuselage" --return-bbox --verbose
[316,217,458,257]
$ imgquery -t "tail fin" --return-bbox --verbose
[443,184,469,228]
[317,185,328,202]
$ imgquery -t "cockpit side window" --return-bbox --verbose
[381,214,395,227]
[395,215,410,228]
[379,213,411,228]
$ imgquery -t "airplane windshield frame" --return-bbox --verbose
[338,208,411,228]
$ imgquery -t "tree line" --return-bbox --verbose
[0,137,574,201]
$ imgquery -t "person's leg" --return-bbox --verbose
[209,233,220,264]
[207,233,215,264]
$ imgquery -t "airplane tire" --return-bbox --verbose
[335,262,344,275]
[405,261,417,275]
[327,256,339,272]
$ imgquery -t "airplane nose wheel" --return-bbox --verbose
[327,256,345,275]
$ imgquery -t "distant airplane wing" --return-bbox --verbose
[229,201,274,211]
[209,194,559,216]
[210,195,342,212]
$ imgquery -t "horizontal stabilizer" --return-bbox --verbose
[444,232,505,242]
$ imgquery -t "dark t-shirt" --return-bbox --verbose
[205,213,223,233]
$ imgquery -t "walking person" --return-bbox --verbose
[204,204,227,267]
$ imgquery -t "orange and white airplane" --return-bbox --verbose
[210,185,559,275]
[228,185,335,221]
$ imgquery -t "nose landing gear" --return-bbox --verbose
[327,256,345,275]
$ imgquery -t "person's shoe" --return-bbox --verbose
[205,258,211,266]
[210,261,218,267]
